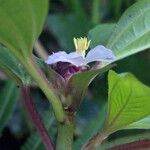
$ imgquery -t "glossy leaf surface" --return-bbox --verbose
[107,0,150,60]
[104,70,150,133]
[0,0,48,57]
[88,24,116,48]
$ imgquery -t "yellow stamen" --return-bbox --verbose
[73,37,91,56]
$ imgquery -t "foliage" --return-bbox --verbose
[104,70,150,134]
[0,46,46,84]
[125,116,150,129]
[0,80,20,134]
[98,131,150,150]
[68,64,115,110]
[0,0,150,149]
[0,0,48,58]
[88,24,116,48]
[0,46,31,84]
[107,0,150,60]
[74,70,150,149]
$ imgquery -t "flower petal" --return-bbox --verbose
[85,45,116,64]
[45,51,85,66]
[45,51,68,64]
[67,52,85,66]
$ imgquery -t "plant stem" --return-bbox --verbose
[21,56,65,122]
[34,40,48,59]
[21,85,54,150]
[82,132,107,150]
[56,116,75,150]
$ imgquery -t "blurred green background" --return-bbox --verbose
[0,0,150,149]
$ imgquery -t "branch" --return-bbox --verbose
[21,85,54,150]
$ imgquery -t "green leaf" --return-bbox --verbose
[125,116,150,129]
[33,55,47,73]
[67,64,115,110]
[107,0,150,60]
[73,103,107,150]
[21,111,56,150]
[98,131,150,150]
[0,46,31,84]
[104,70,150,134]
[0,46,47,84]
[0,0,48,57]
[0,79,20,134]
[88,24,116,48]
[47,14,92,51]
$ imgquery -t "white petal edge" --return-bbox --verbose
[85,45,116,64]
[45,51,85,66]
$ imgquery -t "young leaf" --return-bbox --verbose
[107,0,150,60]
[104,70,150,134]
[98,132,150,150]
[0,46,48,84]
[0,0,48,57]
[67,64,114,110]
[21,112,55,150]
[125,116,150,129]
[0,80,20,134]
[0,46,31,84]
[88,24,116,48]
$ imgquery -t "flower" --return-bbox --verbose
[45,37,116,111]
[73,37,91,57]
[45,37,115,80]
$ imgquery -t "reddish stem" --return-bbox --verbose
[108,139,150,150]
[21,85,54,150]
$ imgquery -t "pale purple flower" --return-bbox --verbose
[45,45,115,67]
[45,37,116,80]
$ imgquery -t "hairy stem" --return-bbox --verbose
[56,115,75,150]
[21,56,65,122]
[21,85,54,150]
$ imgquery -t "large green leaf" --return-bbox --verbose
[104,70,150,134]
[0,0,48,57]
[0,46,47,84]
[107,0,150,60]
[0,79,20,134]
[88,24,116,48]
[0,46,31,84]
[21,111,55,150]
